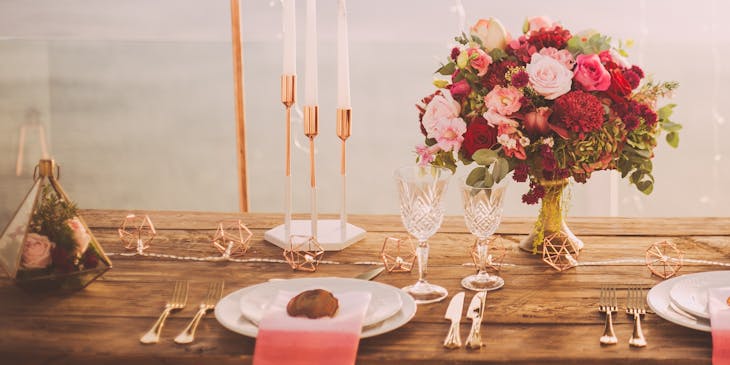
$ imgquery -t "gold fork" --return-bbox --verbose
[627,286,647,347]
[141,281,189,344]
[599,286,618,345]
[174,281,225,344]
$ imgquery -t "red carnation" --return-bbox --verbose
[624,69,641,90]
[482,59,519,90]
[513,163,529,182]
[461,116,498,158]
[631,65,645,79]
[511,70,529,88]
[551,91,605,137]
[526,26,572,51]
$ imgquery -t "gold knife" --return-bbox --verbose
[354,266,385,281]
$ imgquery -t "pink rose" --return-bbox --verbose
[526,53,573,100]
[421,90,461,135]
[525,16,556,32]
[470,18,511,51]
[431,117,467,152]
[523,107,552,136]
[21,233,55,269]
[574,54,611,91]
[483,109,519,127]
[538,47,575,70]
[468,48,492,76]
[484,85,523,116]
[67,217,91,255]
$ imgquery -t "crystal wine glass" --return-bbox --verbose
[394,165,452,304]
[460,176,509,291]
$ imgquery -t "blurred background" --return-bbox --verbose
[0,0,728,229]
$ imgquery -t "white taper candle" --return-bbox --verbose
[305,0,318,105]
[282,0,296,75]
[337,0,351,108]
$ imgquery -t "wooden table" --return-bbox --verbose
[1,210,729,364]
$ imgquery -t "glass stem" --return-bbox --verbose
[476,238,489,275]
[416,240,429,283]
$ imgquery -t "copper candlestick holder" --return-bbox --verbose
[263,85,365,251]
[281,75,296,240]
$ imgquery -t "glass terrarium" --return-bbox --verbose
[0,159,111,291]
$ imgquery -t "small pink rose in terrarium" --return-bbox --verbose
[21,233,55,269]
[67,217,91,256]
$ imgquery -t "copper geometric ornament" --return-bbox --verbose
[283,235,325,272]
[472,236,507,272]
[212,220,252,259]
[645,240,683,279]
[380,236,416,273]
[542,232,579,272]
[118,214,156,254]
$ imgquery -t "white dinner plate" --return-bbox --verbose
[669,270,730,319]
[647,274,711,332]
[214,277,417,338]
[237,277,403,327]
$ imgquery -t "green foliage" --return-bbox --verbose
[488,48,508,62]
[29,184,78,251]
[566,33,611,55]
[472,148,498,165]
[658,104,681,148]
[436,62,456,76]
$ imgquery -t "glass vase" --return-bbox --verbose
[518,178,584,253]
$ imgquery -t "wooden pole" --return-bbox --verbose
[230,0,248,212]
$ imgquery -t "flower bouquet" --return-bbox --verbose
[0,160,111,291]
[415,16,681,252]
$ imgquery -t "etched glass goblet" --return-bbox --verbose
[460,176,509,291]
[394,165,452,304]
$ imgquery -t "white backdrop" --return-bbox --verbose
[0,0,727,220]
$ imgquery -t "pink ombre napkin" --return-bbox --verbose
[252,291,371,365]
[709,287,730,365]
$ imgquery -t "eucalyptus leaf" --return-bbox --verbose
[472,149,498,166]
[492,158,509,183]
[466,167,486,186]
[666,131,680,148]
[657,103,676,121]
[637,180,653,195]
[484,171,495,187]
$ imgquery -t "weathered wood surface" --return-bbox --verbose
[0,209,728,365]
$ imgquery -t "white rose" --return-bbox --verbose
[526,53,573,100]
[470,17,511,52]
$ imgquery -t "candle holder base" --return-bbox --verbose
[264,219,366,251]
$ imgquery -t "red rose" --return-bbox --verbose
[609,68,632,96]
[461,116,497,158]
